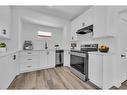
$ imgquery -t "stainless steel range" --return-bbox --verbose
[70,44,98,81]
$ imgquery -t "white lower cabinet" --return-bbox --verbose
[0,50,55,89]
[89,54,103,88]
[39,51,48,69]
[19,50,55,73]
[40,50,55,69]
[19,51,40,73]
[64,50,70,67]
[89,53,113,89]
[47,50,55,68]
[0,53,18,89]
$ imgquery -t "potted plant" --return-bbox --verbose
[0,42,7,52]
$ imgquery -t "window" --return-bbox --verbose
[37,31,52,37]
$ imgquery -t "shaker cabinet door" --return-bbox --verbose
[89,54,103,88]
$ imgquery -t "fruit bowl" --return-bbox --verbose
[99,48,109,53]
[98,45,109,53]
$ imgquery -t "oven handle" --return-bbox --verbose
[70,52,87,58]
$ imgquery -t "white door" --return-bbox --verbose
[119,16,127,82]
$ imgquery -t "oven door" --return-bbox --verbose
[70,52,88,75]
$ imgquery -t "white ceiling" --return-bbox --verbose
[23,6,91,20]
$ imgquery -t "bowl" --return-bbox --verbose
[99,48,109,53]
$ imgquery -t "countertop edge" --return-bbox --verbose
[0,50,19,58]
[0,49,71,58]
[19,49,70,52]
[88,52,115,55]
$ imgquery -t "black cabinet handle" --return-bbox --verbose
[121,54,126,57]
[13,55,16,60]
[2,29,7,35]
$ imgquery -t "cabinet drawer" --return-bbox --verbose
[20,57,39,65]
[20,62,38,72]
[20,55,39,63]
[20,58,39,72]
[20,51,40,56]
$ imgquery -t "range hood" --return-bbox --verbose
[76,24,93,34]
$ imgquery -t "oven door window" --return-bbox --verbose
[70,54,87,74]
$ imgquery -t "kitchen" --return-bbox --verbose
[0,6,127,90]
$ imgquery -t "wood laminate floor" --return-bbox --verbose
[110,80,127,90]
[8,67,97,89]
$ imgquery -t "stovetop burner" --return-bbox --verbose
[81,44,98,52]
[70,44,98,54]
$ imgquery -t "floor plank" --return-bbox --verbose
[8,67,97,89]
[110,80,127,90]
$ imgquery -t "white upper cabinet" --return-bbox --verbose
[93,6,116,38]
[71,21,78,41]
[71,6,117,39]
[71,7,94,41]
[0,6,11,40]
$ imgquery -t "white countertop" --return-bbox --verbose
[0,49,54,58]
[0,50,19,58]
[20,49,55,51]
[0,49,113,58]
[0,49,71,58]
[88,51,115,55]
[70,49,115,55]
[19,49,70,52]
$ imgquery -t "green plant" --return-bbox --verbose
[0,43,6,48]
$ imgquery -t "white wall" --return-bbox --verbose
[11,7,71,50]
[0,6,19,52]
[113,10,127,86]
[22,22,64,50]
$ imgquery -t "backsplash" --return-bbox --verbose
[77,34,116,53]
